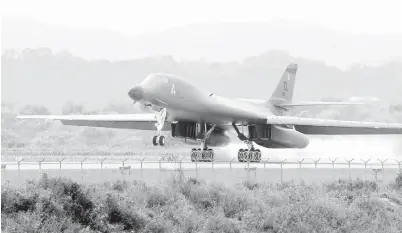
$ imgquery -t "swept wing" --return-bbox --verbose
[265,115,402,135]
[16,114,171,130]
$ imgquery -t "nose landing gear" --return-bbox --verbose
[152,135,166,146]
[152,108,167,146]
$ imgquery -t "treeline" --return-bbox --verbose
[2,48,402,112]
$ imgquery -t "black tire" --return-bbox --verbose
[256,149,261,162]
[190,151,195,162]
[152,136,159,146]
[191,148,197,162]
[244,149,249,162]
[159,136,166,146]
[238,149,243,162]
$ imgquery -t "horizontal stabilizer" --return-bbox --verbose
[275,102,364,108]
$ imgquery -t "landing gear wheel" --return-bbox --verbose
[159,136,166,146]
[238,149,244,162]
[197,149,202,161]
[256,149,261,162]
[208,148,214,162]
[191,148,197,162]
[152,136,159,146]
[244,149,249,162]
[190,148,214,162]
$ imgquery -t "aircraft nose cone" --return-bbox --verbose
[128,85,144,101]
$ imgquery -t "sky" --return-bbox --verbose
[2,0,402,35]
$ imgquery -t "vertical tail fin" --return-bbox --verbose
[270,63,298,103]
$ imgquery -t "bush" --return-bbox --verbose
[2,173,402,233]
[394,172,402,190]
[146,188,169,208]
[205,214,241,233]
[1,189,38,214]
[221,193,250,219]
[105,194,147,231]
[112,180,127,192]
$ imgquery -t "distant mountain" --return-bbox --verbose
[2,17,402,69]
[2,48,402,112]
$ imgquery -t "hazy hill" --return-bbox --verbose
[3,17,402,69]
[2,48,402,112]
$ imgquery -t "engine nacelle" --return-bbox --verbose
[250,124,309,149]
[171,122,230,147]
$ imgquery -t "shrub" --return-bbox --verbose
[105,194,147,231]
[205,214,241,233]
[143,217,172,233]
[1,189,38,214]
[393,172,402,190]
[243,180,259,190]
[146,189,169,208]
[112,180,128,192]
[221,193,250,219]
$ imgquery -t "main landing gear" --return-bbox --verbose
[237,142,262,163]
[232,123,262,163]
[190,124,216,162]
[152,108,167,146]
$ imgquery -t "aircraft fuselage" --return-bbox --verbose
[129,73,274,125]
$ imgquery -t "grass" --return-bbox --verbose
[2,173,402,232]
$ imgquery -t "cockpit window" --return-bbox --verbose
[158,75,169,84]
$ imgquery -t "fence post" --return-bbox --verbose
[17,158,24,172]
[395,160,402,171]
[361,158,371,169]
[345,158,354,169]
[329,157,338,169]
[81,157,87,170]
[361,158,371,180]
[230,158,235,171]
[180,156,185,170]
[159,158,163,170]
[122,158,128,168]
[140,157,147,171]
[101,157,107,170]
[297,159,304,168]
[264,158,270,168]
[378,159,388,171]
[280,159,287,184]
[312,158,321,168]
[345,158,354,180]
[38,158,45,170]
[378,159,388,178]
[59,157,66,170]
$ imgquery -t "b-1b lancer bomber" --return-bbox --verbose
[18,64,402,162]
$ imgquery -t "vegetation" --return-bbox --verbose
[2,173,402,232]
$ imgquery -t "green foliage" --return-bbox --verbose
[105,194,147,231]
[2,174,402,232]
[394,172,402,190]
